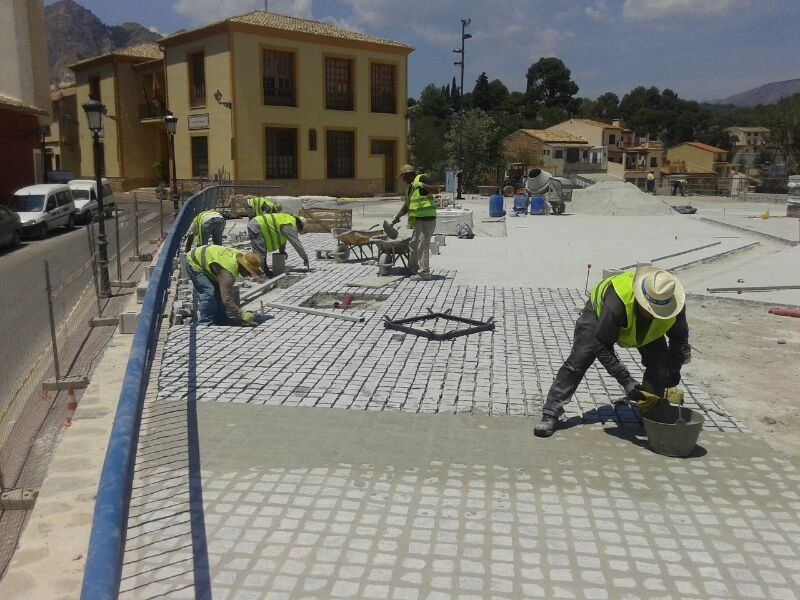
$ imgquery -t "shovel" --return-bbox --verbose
[382,220,399,239]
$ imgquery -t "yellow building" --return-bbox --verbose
[44,83,81,175]
[160,11,412,196]
[666,142,731,177]
[69,12,412,195]
[71,43,166,190]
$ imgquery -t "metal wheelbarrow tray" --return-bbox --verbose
[334,229,385,262]
[375,238,411,274]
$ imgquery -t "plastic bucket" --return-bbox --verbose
[489,194,505,218]
[642,404,704,457]
[513,196,529,213]
[530,195,545,215]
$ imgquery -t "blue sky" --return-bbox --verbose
[50,0,799,102]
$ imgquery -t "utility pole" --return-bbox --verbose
[453,18,471,200]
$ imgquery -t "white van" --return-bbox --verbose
[68,178,115,220]
[10,184,77,237]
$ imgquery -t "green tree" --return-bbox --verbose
[525,57,580,110]
[473,72,491,111]
[415,84,452,119]
[595,92,619,119]
[488,79,510,110]
[445,109,504,191]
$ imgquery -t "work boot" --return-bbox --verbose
[534,415,560,438]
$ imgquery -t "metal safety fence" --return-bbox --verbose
[80,185,277,599]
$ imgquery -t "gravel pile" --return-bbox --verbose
[570,182,674,216]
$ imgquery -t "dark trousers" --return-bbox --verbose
[543,303,671,417]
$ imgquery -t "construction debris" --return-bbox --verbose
[571,182,673,216]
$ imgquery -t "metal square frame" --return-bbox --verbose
[383,308,495,341]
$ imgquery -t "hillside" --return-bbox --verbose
[45,0,161,83]
[720,78,800,107]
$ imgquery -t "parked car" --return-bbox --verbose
[47,170,75,185]
[0,205,22,248]
[10,184,76,237]
[68,178,115,217]
[787,175,800,195]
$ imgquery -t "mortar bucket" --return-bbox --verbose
[383,220,399,239]
[641,404,704,458]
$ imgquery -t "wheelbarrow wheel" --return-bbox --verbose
[378,252,393,276]
[333,243,350,263]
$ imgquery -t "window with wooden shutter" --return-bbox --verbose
[263,50,295,106]
[325,57,354,111]
[370,63,396,113]
[326,130,355,178]
[265,127,298,179]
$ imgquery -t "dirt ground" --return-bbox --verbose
[685,296,800,459]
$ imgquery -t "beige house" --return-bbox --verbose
[71,43,166,190]
[69,12,412,195]
[726,126,769,170]
[546,118,635,165]
[503,129,592,176]
[44,83,80,174]
[667,142,731,177]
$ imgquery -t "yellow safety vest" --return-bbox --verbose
[192,210,222,237]
[255,213,297,253]
[248,197,278,217]
[186,245,240,284]
[407,174,437,219]
[590,272,675,348]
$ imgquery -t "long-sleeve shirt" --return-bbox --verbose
[210,264,242,320]
[592,286,690,386]
[247,219,308,263]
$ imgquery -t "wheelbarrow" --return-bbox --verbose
[333,229,385,262]
[376,237,411,276]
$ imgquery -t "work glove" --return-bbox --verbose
[280,250,288,258]
[391,216,401,225]
[636,390,662,413]
[623,381,642,402]
[241,311,257,327]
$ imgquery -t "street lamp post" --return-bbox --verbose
[453,18,471,200]
[164,114,179,214]
[82,99,111,297]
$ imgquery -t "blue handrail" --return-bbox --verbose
[81,187,214,599]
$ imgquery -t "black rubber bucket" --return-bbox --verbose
[642,404,704,458]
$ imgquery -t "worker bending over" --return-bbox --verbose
[247,196,281,218]
[534,267,691,438]
[184,245,262,326]
[184,209,225,251]
[248,212,309,277]
[392,164,439,280]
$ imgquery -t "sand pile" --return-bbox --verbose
[570,182,674,216]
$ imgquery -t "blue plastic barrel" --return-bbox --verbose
[530,195,545,215]
[513,196,529,214]
[489,194,506,218]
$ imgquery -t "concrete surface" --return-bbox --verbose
[119,402,800,599]
[0,296,140,600]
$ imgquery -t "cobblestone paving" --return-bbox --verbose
[159,233,743,431]
[196,451,800,600]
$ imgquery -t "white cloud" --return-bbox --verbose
[622,0,746,20]
[584,0,612,22]
[173,0,313,27]
[148,25,161,34]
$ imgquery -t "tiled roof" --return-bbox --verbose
[727,126,769,133]
[71,43,162,70]
[571,118,623,130]
[683,141,728,154]
[521,129,588,143]
[162,11,413,51]
[0,94,47,116]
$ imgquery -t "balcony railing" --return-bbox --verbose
[139,101,169,121]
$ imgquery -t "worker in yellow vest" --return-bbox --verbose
[247,212,309,276]
[184,209,225,252]
[184,245,262,326]
[392,164,440,280]
[247,196,281,218]
[534,267,691,438]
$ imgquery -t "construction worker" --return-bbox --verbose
[392,164,440,280]
[534,267,691,438]
[184,209,225,252]
[247,196,281,218]
[646,170,656,194]
[672,178,688,197]
[184,245,262,326]
[247,212,309,277]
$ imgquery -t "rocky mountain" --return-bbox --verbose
[719,78,800,107]
[45,0,161,83]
